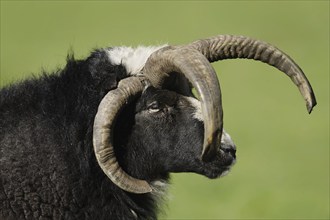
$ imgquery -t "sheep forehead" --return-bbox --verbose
[106,45,167,75]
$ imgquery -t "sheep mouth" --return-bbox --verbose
[201,148,236,179]
[214,144,237,166]
[218,146,237,167]
[202,164,235,179]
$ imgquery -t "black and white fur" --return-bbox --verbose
[0,46,236,220]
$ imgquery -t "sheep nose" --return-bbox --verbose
[220,144,236,158]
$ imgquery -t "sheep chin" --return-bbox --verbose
[220,169,231,178]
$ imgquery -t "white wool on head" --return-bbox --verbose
[106,45,167,76]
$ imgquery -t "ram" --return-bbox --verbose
[0,35,316,220]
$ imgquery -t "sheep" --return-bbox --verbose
[0,35,316,220]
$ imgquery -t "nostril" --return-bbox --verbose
[220,145,236,158]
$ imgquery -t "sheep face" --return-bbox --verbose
[115,86,236,181]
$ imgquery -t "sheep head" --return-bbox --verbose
[93,35,317,194]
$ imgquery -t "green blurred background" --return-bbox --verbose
[1,1,329,219]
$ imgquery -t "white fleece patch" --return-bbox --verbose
[183,96,203,121]
[106,45,167,76]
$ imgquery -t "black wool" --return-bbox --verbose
[0,51,160,220]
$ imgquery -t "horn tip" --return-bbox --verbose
[307,101,317,114]
[307,93,317,114]
[133,181,153,194]
[138,187,153,194]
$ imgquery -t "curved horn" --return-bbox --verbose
[143,47,223,162]
[187,35,317,113]
[93,76,152,194]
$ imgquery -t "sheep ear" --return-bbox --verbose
[93,76,152,194]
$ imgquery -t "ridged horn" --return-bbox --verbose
[93,76,152,194]
[187,35,317,113]
[143,46,223,162]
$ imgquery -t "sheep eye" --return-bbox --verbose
[147,101,161,113]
